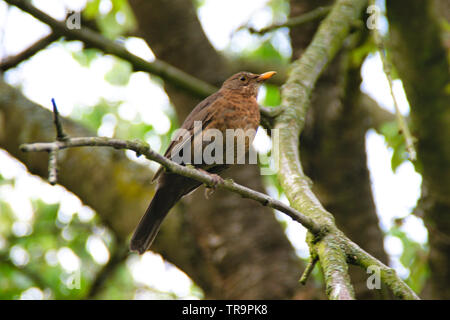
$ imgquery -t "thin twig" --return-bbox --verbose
[245,6,331,35]
[48,149,58,185]
[51,98,67,141]
[0,33,60,71]
[369,0,416,161]
[299,255,318,285]
[359,93,396,132]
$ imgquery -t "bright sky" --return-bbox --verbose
[0,0,426,299]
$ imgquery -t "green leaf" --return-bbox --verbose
[391,143,407,172]
[380,121,408,172]
[350,38,377,67]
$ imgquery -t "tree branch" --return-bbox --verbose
[244,6,331,35]
[299,255,318,285]
[21,135,320,235]
[4,0,217,99]
[359,92,396,133]
[345,239,419,300]
[274,0,419,299]
[0,32,59,71]
[317,237,355,300]
[51,98,68,141]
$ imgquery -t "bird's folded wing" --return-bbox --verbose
[152,91,223,182]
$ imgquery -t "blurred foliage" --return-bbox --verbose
[193,0,206,9]
[0,179,114,299]
[388,224,429,293]
[242,38,288,64]
[71,98,119,132]
[104,59,133,86]
[267,0,289,23]
[72,48,101,68]
[0,174,191,299]
[84,0,136,39]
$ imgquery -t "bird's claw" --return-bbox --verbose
[207,173,224,188]
[198,169,223,199]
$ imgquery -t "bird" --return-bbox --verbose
[130,71,276,254]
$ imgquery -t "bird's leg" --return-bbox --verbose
[197,168,224,199]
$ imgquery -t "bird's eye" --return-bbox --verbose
[240,76,246,82]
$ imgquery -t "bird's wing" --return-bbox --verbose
[152,91,222,182]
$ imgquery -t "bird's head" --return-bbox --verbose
[221,71,276,97]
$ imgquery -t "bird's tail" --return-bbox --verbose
[130,186,181,254]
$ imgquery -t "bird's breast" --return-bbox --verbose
[203,95,260,163]
[212,95,260,132]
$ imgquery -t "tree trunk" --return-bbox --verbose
[387,0,450,299]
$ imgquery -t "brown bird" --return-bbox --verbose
[130,71,276,254]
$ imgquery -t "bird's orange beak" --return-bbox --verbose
[256,71,277,81]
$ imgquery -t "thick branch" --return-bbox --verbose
[316,236,355,300]
[274,0,418,299]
